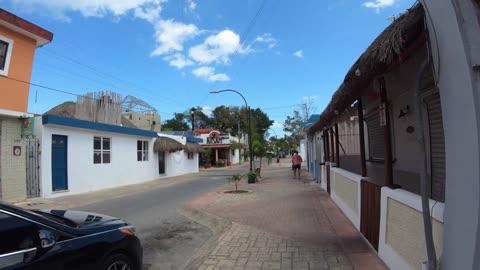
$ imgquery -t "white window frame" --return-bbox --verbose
[0,35,14,77]
[137,140,149,161]
[93,136,111,164]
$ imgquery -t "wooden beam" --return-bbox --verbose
[330,127,335,164]
[379,77,394,186]
[358,98,367,177]
[323,130,329,162]
[335,123,340,168]
[323,130,330,161]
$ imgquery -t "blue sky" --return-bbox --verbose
[2,0,414,137]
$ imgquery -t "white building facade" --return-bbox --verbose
[34,115,198,198]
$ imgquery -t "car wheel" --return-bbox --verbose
[104,254,134,270]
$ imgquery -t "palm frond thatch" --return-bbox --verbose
[308,4,425,134]
[184,142,205,153]
[154,137,184,153]
[44,101,76,118]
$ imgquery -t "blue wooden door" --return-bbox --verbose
[52,135,68,191]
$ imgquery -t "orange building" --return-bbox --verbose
[0,8,53,112]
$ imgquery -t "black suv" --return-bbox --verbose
[0,202,142,270]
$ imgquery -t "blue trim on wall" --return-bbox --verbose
[43,115,158,138]
[187,137,203,143]
[158,131,203,143]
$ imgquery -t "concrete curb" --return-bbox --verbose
[177,206,232,270]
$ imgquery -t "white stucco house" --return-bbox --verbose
[33,115,200,199]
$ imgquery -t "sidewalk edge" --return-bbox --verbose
[177,206,232,270]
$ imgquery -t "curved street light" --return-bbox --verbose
[210,89,254,180]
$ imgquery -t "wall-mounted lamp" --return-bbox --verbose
[406,126,415,134]
[398,105,410,118]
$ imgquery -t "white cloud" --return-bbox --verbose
[150,19,200,56]
[11,0,166,18]
[202,106,213,116]
[302,95,318,101]
[164,53,194,69]
[363,0,396,12]
[189,30,252,64]
[255,33,277,49]
[272,121,283,128]
[293,50,303,58]
[192,66,230,81]
[186,0,197,11]
[134,5,161,23]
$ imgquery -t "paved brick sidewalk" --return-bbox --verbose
[187,162,387,270]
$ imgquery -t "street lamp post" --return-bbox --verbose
[210,89,254,182]
[190,107,196,132]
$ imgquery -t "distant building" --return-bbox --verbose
[195,128,246,167]
[122,111,161,132]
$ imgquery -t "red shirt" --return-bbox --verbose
[292,154,303,165]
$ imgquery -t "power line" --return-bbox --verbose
[202,0,269,105]
[38,48,192,107]
[4,76,123,105]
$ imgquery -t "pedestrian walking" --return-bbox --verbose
[291,151,303,179]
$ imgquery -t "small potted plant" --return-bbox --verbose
[247,170,257,184]
[227,173,245,193]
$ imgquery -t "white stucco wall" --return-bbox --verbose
[330,167,362,229]
[379,187,444,270]
[35,118,198,198]
[160,134,199,176]
[423,1,480,269]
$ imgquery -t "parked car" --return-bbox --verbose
[0,202,142,270]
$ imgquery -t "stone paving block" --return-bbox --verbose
[329,266,354,270]
[309,259,328,269]
[240,251,251,258]
[292,260,308,268]
[198,264,215,270]
[203,258,219,265]
[236,257,248,267]
[270,252,281,260]
[326,255,340,266]
[337,255,350,265]
[229,251,240,259]
[218,259,236,268]
[246,260,263,268]
[262,261,281,270]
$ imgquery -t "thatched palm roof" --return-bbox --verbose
[308,4,425,134]
[44,101,76,117]
[154,137,184,153]
[184,142,205,153]
[44,101,140,129]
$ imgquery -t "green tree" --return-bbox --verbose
[283,110,303,148]
[162,113,189,131]
[192,106,214,129]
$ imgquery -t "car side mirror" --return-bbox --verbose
[38,230,56,249]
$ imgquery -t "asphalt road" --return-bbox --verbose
[76,169,244,270]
